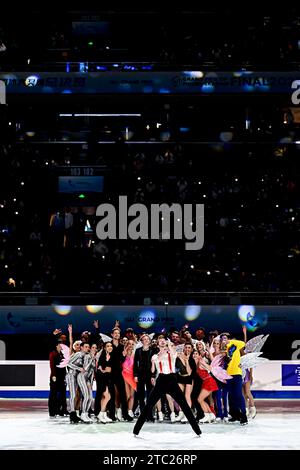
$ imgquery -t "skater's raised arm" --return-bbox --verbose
[68,324,73,352]
[242,324,247,343]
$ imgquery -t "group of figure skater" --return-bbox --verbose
[48,320,265,436]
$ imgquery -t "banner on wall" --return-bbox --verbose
[1,305,300,335]
[1,360,300,397]
[0,71,300,95]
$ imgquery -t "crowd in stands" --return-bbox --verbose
[1,9,300,69]
[1,8,300,294]
[1,130,300,293]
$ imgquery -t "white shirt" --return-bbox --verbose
[152,351,177,375]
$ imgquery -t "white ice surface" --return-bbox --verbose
[0,412,299,450]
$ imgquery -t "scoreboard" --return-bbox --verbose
[56,165,106,176]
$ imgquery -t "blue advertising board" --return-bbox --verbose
[282,364,300,386]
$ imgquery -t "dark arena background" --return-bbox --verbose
[0,6,300,458]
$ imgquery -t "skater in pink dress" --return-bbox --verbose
[122,340,137,419]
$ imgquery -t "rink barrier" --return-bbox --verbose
[0,360,299,398]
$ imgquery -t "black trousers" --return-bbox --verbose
[136,376,154,418]
[191,376,204,420]
[109,373,130,418]
[133,374,201,435]
[48,379,67,416]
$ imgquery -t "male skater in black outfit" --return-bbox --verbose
[109,326,133,421]
[133,337,201,436]
[134,333,155,421]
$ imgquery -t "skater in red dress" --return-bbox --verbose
[195,355,219,423]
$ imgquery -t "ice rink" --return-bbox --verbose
[0,399,299,450]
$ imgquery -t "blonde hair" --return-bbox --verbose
[212,335,221,344]
[72,340,82,351]
[196,340,206,351]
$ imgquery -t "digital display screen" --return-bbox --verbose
[72,22,110,36]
